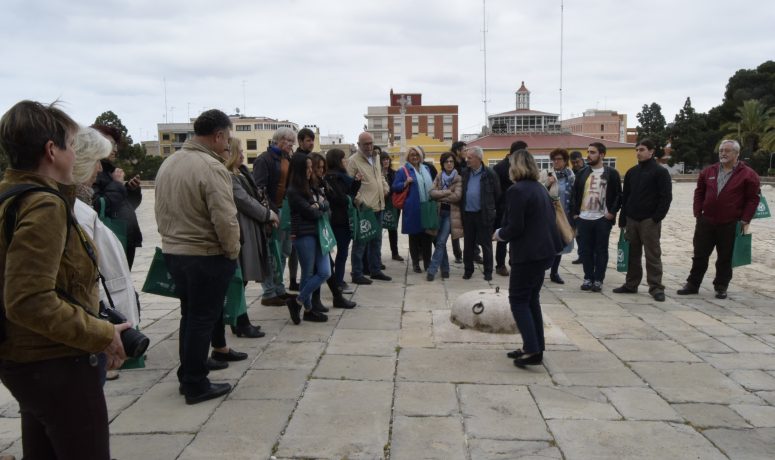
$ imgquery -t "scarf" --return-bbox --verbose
[408,162,432,202]
[440,169,457,190]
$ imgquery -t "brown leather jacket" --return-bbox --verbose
[0,170,114,362]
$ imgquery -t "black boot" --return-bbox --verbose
[333,294,356,309]
[311,289,329,313]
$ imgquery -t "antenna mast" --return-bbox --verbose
[559,0,564,122]
[482,0,489,132]
[163,77,168,123]
[242,80,247,115]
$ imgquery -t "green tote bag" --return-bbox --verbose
[753,194,771,219]
[318,214,338,253]
[141,247,178,298]
[616,231,629,273]
[98,197,128,251]
[732,222,752,268]
[420,200,439,230]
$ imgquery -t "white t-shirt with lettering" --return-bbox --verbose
[579,167,607,220]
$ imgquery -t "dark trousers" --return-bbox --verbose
[332,224,351,287]
[624,217,665,294]
[452,238,462,260]
[550,254,562,275]
[288,246,299,285]
[408,232,433,270]
[463,211,493,276]
[211,312,251,348]
[388,208,401,256]
[126,245,137,270]
[509,258,551,354]
[576,217,614,282]
[0,355,110,459]
[687,217,737,290]
[495,241,508,268]
[165,254,236,394]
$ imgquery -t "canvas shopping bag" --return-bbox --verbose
[318,214,338,253]
[420,200,439,230]
[141,247,178,298]
[753,194,771,219]
[732,222,752,267]
[616,231,630,273]
[223,267,247,327]
[382,201,399,230]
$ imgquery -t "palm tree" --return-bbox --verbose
[722,99,774,153]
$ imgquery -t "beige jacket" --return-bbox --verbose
[155,139,240,259]
[429,173,464,239]
[346,150,389,211]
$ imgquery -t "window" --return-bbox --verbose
[162,146,171,154]
[603,158,617,168]
[254,123,263,130]
[535,158,552,170]
[162,133,170,141]
[488,159,499,167]
[246,140,257,150]
[600,124,605,132]
[443,115,453,124]
[236,125,251,131]
[175,133,187,143]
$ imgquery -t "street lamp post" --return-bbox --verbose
[398,95,408,164]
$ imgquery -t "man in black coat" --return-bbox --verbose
[492,140,527,276]
[613,139,672,301]
[460,145,501,281]
[572,142,622,292]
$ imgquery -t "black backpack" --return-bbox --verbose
[0,184,72,343]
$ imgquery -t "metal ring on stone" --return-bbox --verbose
[472,302,484,315]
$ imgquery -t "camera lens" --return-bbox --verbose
[120,328,150,358]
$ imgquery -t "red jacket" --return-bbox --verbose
[693,161,760,224]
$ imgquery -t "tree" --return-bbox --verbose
[636,102,668,157]
[93,111,151,178]
[716,61,775,124]
[721,99,774,156]
[668,97,717,169]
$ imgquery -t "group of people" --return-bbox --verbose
[0,98,764,458]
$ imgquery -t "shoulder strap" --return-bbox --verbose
[0,184,73,247]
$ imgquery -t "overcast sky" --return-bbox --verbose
[1,0,773,144]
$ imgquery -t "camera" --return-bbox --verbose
[101,308,150,358]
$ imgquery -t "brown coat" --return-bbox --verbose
[0,170,114,362]
[429,173,463,239]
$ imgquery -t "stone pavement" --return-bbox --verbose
[1,182,775,459]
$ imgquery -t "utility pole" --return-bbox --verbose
[559,0,564,123]
[163,77,168,123]
[242,80,247,115]
[482,0,489,133]
[398,94,409,164]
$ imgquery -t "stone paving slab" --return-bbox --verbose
[394,382,458,416]
[529,386,621,420]
[458,385,552,441]
[702,427,775,460]
[110,434,194,460]
[544,351,646,387]
[549,420,727,460]
[631,361,760,404]
[389,416,467,460]
[275,379,392,459]
[467,439,563,460]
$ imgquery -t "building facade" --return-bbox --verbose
[561,109,628,142]
[488,82,562,135]
[157,116,303,162]
[365,90,458,150]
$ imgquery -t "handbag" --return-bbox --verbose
[279,197,291,231]
[732,222,752,267]
[617,231,630,273]
[391,166,411,209]
[141,247,178,298]
[98,197,128,251]
[318,213,338,253]
[420,200,439,230]
[753,194,771,219]
[552,198,574,245]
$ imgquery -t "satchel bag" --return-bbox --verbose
[391,166,411,209]
[552,198,574,245]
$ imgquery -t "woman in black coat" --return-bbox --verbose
[493,149,563,367]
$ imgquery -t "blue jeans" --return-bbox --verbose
[332,224,351,287]
[165,254,236,394]
[427,210,451,276]
[293,235,332,308]
[262,230,290,298]
[576,217,614,282]
[509,258,551,353]
[350,210,383,277]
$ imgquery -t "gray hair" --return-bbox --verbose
[719,139,741,153]
[73,126,111,185]
[272,127,296,145]
[465,146,484,159]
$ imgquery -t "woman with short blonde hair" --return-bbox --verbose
[509,149,540,182]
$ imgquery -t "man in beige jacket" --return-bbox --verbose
[347,132,391,284]
[155,109,240,405]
